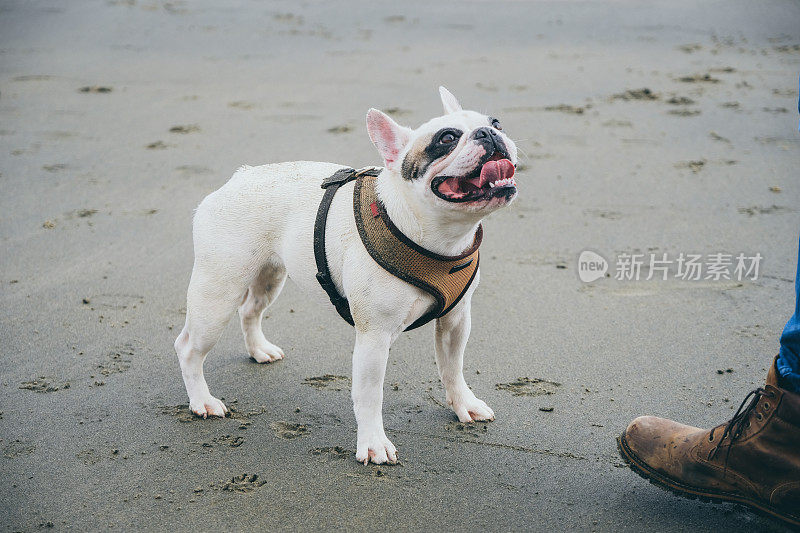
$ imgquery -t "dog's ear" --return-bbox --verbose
[438,86,463,114]
[366,108,412,171]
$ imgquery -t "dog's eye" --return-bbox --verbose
[491,119,503,131]
[440,132,457,144]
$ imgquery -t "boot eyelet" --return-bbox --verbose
[755,413,763,421]
[708,434,714,442]
[763,402,770,410]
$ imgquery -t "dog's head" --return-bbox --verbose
[366,87,518,215]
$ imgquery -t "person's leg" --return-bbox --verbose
[616,234,800,527]
[615,77,800,528]
[777,234,800,392]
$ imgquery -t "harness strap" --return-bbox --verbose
[353,174,481,331]
[314,166,481,331]
[313,167,381,326]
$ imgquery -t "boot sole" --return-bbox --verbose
[617,431,800,528]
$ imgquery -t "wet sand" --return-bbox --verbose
[1,0,799,531]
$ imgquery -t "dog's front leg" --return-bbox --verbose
[352,330,397,465]
[435,302,495,423]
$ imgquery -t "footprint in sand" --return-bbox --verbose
[228,101,257,110]
[302,374,350,391]
[216,474,266,493]
[495,377,560,397]
[668,109,701,116]
[13,75,54,82]
[270,421,310,439]
[737,205,788,216]
[19,377,70,393]
[310,446,351,460]
[212,435,245,448]
[78,86,112,93]
[666,96,694,105]
[97,344,133,376]
[3,440,36,458]
[677,43,702,53]
[611,88,659,101]
[543,104,588,114]
[677,73,719,83]
[327,125,353,134]
[446,421,490,438]
[169,124,200,134]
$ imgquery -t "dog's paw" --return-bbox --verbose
[249,340,284,363]
[355,430,397,465]
[448,392,495,423]
[189,395,228,419]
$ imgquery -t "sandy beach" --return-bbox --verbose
[1,0,799,530]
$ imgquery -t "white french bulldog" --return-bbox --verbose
[174,87,518,464]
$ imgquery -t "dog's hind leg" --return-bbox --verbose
[174,270,246,418]
[238,260,287,363]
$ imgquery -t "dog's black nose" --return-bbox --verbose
[472,126,505,156]
[472,127,496,140]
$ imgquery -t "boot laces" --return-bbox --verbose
[708,387,775,461]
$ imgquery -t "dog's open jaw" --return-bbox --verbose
[432,151,517,203]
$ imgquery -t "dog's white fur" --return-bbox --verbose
[174,87,518,464]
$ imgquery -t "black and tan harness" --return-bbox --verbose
[313,167,481,331]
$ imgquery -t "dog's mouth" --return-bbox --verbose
[431,152,517,203]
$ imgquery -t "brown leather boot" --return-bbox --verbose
[617,356,800,526]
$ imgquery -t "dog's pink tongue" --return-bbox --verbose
[479,159,515,186]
